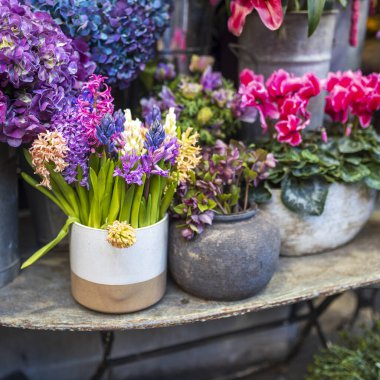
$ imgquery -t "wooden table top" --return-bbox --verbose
[0,219,379,331]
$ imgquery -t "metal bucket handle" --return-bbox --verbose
[228,43,258,67]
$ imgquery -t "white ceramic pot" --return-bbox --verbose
[261,183,377,257]
[70,215,168,313]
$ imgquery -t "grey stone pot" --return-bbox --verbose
[236,11,337,130]
[169,208,281,301]
[0,145,19,288]
[261,183,377,257]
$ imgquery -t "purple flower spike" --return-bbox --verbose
[115,153,144,186]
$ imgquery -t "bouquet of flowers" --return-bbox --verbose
[140,56,245,146]
[0,0,92,147]
[238,68,380,215]
[172,140,275,239]
[27,0,172,88]
[22,74,200,268]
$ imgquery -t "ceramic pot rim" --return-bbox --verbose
[213,205,258,223]
[73,213,168,233]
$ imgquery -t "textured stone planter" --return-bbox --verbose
[70,215,168,313]
[0,146,19,288]
[169,209,281,301]
[261,183,377,257]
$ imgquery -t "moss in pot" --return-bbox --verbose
[169,140,281,301]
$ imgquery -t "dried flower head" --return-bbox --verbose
[107,221,136,249]
[29,130,69,189]
[176,128,201,183]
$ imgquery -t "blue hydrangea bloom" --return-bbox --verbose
[27,0,172,88]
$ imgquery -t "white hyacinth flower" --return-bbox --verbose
[122,109,145,155]
[163,107,177,140]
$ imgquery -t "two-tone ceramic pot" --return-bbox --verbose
[261,183,377,256]
[169,208,281,301]
[70,215,168,313]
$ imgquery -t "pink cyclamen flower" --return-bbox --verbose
[228,0,284,37]
[238,68,279,129]
[325,71,380,128]
[275,115,308,147]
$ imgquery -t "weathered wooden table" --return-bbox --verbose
[1,220,379,332]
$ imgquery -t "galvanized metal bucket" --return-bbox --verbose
[331,0,370,71]
[236,11,338,129]
[0,145,19,288]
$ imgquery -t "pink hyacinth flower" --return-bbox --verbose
[228,0,284,37]
[275,114,307,147]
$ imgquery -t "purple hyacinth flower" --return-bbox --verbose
[114,152,145,186]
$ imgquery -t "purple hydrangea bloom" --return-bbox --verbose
[201,66,223,91]
[28,0,172,88]
[0,0,88,147]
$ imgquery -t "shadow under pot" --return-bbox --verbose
[70,215,168,314]
[169,208,281,301]
[261,183,377,257]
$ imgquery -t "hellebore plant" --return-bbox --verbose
[172,140,275,239]
[0,0,92,147]
[21,75,200,268]
[141,55,245,146]
[27,0,172,88]
[239,68,380,216]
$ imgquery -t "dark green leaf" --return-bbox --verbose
[338,138,365,153]
[281,175,329,216]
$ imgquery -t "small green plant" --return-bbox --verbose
[306,321,380,380]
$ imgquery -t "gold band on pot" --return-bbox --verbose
[71,271,166,314]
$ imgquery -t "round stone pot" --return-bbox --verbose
[70,215,168,314]
[169,209,281,301]
[261,183,377,257]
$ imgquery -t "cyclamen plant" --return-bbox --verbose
[22,75,200,268]
[239,68,321,146]
[172,140,275,239]
[27,0,172,88]
[0,0,93,147]
[141,55,245,146]
[239,69,380,216]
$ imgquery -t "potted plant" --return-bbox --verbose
[0,0,88,287]
[238,68,380,256]
[21,75,200,313]
[170,139,281,301]
[140,56,251,146]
